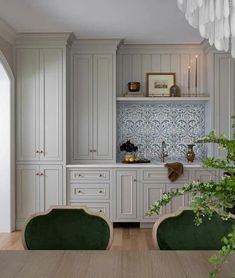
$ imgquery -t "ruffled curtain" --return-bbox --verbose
[177,0,235,57]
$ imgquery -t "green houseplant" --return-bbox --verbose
[147,117,235,278]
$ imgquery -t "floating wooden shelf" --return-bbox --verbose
[116,96,210,102]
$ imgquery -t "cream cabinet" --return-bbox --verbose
[115,170,138,220]
[16,48,63,162]
[71,54,114,163]
[16,164,63,229]
[142,183,165,221]
[67,166,217,226]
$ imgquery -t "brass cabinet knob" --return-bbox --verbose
[36,173,40,176]
[133,179,137,182]
[36,150,39,153]
[99,190,103,194]
[78,190,82,193]
[40,173,44,176]
[93,150,97,152]
[40,150,44,154]
[99,210,103,213]
[99,174,104,177]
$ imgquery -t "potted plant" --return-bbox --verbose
[147,116,235,278]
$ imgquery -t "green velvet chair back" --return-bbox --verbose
[153,208,235,250]
[23,206,113,250]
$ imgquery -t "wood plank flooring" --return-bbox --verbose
[0,228,154,251]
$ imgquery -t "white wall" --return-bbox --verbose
[0,61,11,232]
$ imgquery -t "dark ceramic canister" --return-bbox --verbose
[170,85,181,97]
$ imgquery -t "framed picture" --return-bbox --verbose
[146,73,176,97]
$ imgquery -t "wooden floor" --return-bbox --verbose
[0,228,154,251]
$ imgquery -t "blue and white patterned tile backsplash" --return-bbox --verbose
[117,103,207,162]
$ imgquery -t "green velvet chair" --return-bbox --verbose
[23,206,113,250]
[152,207,235,250]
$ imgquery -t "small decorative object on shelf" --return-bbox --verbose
[170,84,181,97]
[146,72,175,97]
[186,144,195,163]
[128,82,141,92]
[120,140,142,163]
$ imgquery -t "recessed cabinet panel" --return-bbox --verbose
[70,202,110,219]
[40,49,63,161]
[16,165,39,220]
[69,170,110,182]
[143,183,165,220]
[93,55,113,160]
[116,171,137,219]
[72,55,93,160]
[70,183,110,201]
[39,165,63,212]
[16,49,40,161]
[166,184,189,214]
[195,170,217,183]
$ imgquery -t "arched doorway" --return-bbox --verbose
[0,51,15,232]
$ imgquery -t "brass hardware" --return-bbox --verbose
[133,179,137,182]
[78,190,82,193]
[36,150,39,153]
[93,150,97,152]
[99,190,103,194]
[90,150,93,153]
[36,173,40,176]
[40,173,44,176]
[40,150,44,154]
[78,174,82,177]
[99,174,104,177]
[99,210,103,213]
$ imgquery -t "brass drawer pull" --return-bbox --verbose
[99,190,104,194]
[99,210,103,213]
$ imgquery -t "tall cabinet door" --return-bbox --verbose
[72,55,93,161]
[16,165,40,221]
[116,170,138,219]
[16,49,40,161]
[93,55,113,160]
[39,165,63,212]
[39,49,63,161]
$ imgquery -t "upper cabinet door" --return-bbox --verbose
[93,55,113,160]
[39,49,63,161]
[16,49,40,161]
[72,55,93,161]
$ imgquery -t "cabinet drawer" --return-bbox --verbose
[70,202,110,219]
[69,170,110,181]
[143,169,190,182]
[70,183,110,200]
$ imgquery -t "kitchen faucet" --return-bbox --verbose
[159,141,168,163]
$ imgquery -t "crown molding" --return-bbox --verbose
[0,18,16,45]
[15,32,75,48]
[118,42,205,55]
[72,39,122,53]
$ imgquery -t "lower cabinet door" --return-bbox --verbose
[165,184,189,214]
[16,164,40,223]
[142,183,165,221]
[116,170,138,219]
[39,165,63,211]
[70,202,110,219]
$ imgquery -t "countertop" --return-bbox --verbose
[66,161,202,168]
